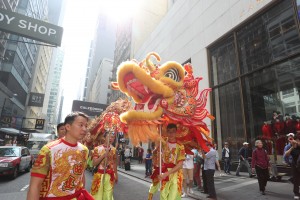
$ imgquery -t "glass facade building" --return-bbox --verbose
[209,0,300,159]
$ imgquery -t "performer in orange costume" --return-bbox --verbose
[27,112,93,200]
[91,132,118,200]
[158,124,185,200]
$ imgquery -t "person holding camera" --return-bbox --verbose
[285,134,300,200]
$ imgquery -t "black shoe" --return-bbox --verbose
[236,174,240,176]
[207,195,216,198]
[250,174,255,178]
[261,191,265,195]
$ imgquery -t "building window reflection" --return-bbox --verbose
[209,0,300,160]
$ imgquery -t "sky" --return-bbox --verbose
[58,0,140,120]
[59,0,99,120]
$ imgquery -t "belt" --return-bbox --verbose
[97,169,115,182]
[150,163,176,181]
[40,189,94,200]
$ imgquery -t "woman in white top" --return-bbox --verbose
[182,153,194,197]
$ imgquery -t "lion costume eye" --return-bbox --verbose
[164,68,180,82]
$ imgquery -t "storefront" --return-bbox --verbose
[208,0,300,161]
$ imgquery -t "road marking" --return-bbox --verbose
[119,172,151,187]
[20,184,29,191]
[217,179,257,192]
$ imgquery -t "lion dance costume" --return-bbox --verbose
[112,52,214,199]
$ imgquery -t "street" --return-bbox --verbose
[0,165,295,200]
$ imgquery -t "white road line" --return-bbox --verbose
[217,179,257,192]
[119,172,151,187]
[20,184,29,191]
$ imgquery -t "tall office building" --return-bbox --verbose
[88,58,113,104]
[56,93,64,124]
[108,0,168,103]
[85,14,116,104]
[0,0,49,130]
[46,48,64,125]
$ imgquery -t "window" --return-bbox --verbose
[237,0,300,74]
[210,36,238,85]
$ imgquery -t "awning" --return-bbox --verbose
[0,128,28,136]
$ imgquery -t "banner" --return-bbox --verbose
[0,8,63,46]
[72,100,108,117]
[28,93,44,107]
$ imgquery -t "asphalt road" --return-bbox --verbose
[0,169,296,200]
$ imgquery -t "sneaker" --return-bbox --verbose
[294,196,300,200]
[181,193,187,198]
[189,189,194,194]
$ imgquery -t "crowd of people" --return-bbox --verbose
[25,111,300,200]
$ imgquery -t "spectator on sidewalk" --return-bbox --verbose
[192,148,203,190]
[182,153,194,197]
[214,143,222,175]
[145,149,153,178]
[285,134,300,200]
[120,147,125,168]
[222,142,231,174]
[202,143,217,200]
[138,146,144,164]
[236,142,254,178]
[251,140,270,195]
[284,133,295,166]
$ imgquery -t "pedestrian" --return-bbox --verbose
[120,146,125,168]
[182,153,194,197]
[236,142,254,177]
[202,143,217,200]
[284,133,295,166]
[192,148,203,190]
[90,131,118,199]
[138,146,144,164]
[251,140,270,195]
[145,148,153,177]
[284,133,295,182]
[284,134,300,200]
[148,147,159,200]
[158,123,185,200]
[26,112,93,200]
[213,143,222,175]
[222,142,231,174]
[56,122,66,139]
[124,145,131,170]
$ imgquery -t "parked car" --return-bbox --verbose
[0,146,34,179]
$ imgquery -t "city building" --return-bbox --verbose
[45,48,64,126]
[108,0,168,103]
[88,58,113,104]
[84,14,116,104]
[0,0,48,130]
[56,92,64,124]
[131,0,300,161]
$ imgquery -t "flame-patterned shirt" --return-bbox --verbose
[31,138,88,198]
[92,145,116,171]
[162,141,185,165]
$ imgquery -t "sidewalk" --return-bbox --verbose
[117,160,226,200]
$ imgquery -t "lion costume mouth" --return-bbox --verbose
[124,72,162,113]
[117,61,175,123]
